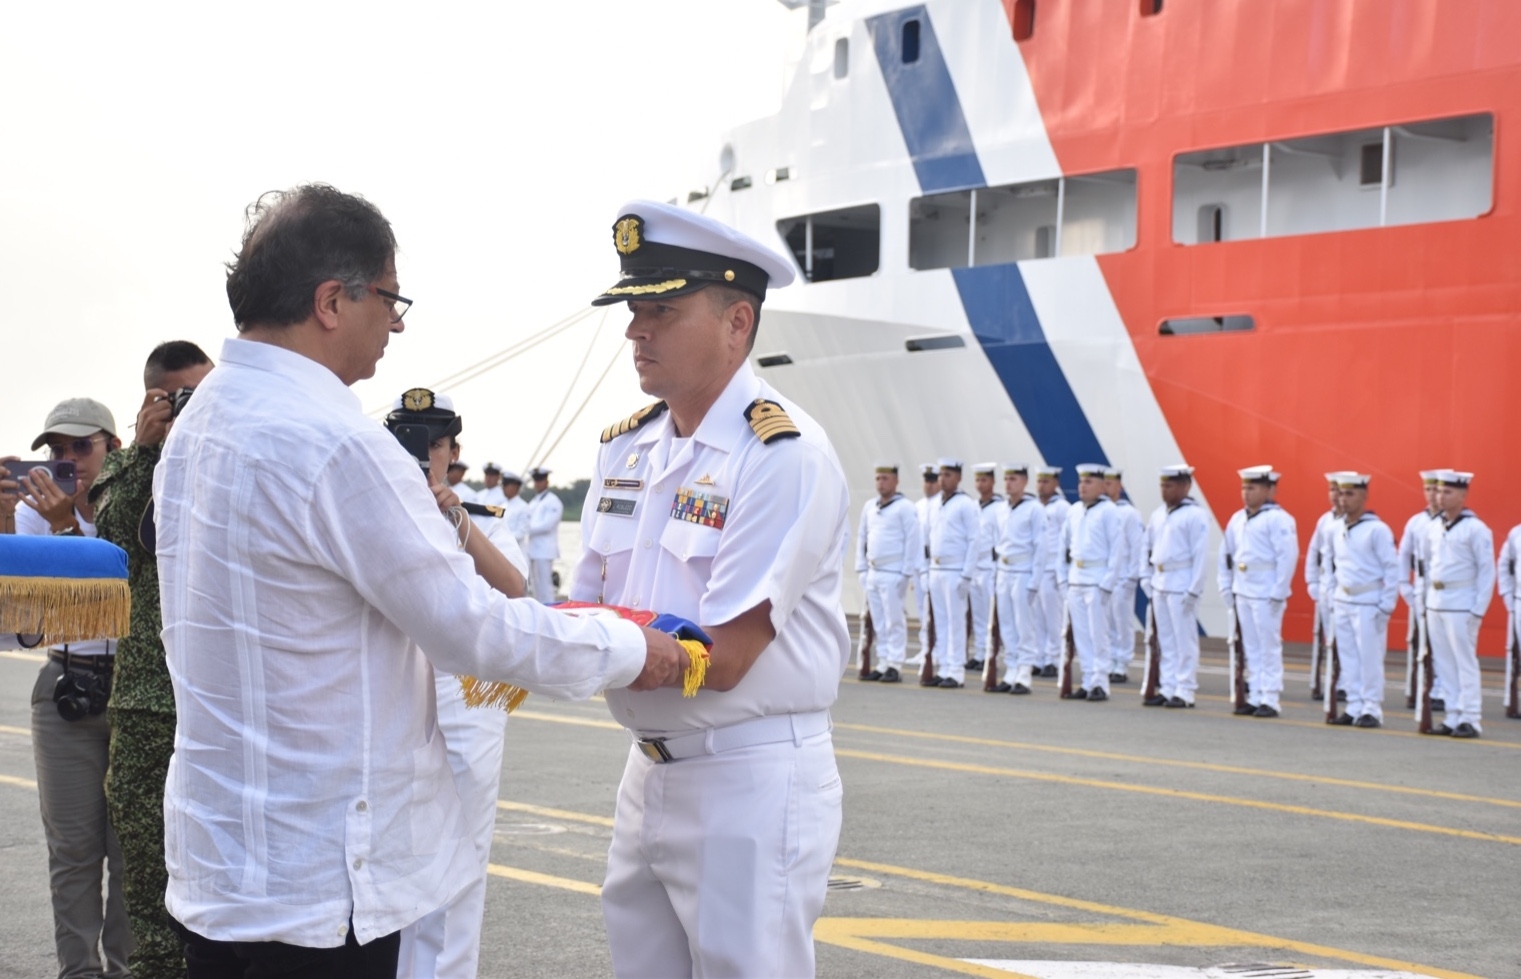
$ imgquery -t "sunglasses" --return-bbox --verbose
[46,435,108,460]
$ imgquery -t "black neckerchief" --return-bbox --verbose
[876,493,905,511]
[980,494,1003,510]
[1166,497,1196,515]
[1247,502,1280,520]
[1443,509,1474,532]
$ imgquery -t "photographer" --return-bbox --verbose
[8,397,132,979]
[90,341,213,979]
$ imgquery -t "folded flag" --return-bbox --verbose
[0,535,130,645]
[458,602,713,711]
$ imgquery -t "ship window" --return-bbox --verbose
[1139,0,1163,15]
[1159,315,1255,336]
[834,38,849,79]
[906,335,966,352]
[1012,0,1036,41]
[1034,225,1055,259]
[756,353,793,368]
[902,19,920,63]
[776,204,880,282]
[909,190,973,269]
[1174,112,1492,243]
[1197,204,1225,242]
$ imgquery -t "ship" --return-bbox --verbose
[674,0,1519,649]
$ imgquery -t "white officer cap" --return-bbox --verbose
[1002,463,1030,476]
[592,199,796,306]
[972,461,998,476]
[873,461,899,474]
[1034,465,1062,478]
[938,458,963,472]
[449,459,469,471]
[499,469,523,484]
[1159,464,1195,480]
[1334,473,1371,488]
[530,467,552,480]
[1238,465,1280,484]
[920,463,940,480]
[1075,463,1107,478]
[1434,470,1473,487]
[390,389,455,413]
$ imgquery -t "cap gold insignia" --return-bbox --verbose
[613,215,644,255]
[744,398,801,445]
[401,387,435,412]
[601,401,669,443]
[724,270,736,281]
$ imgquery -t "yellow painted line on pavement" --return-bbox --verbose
[835,748,1521,846]
[512,709,622,731]
[0,774,37,790]
[498,799,614,827]
[835,722,1521,808]
[486,862,600,896]
[0,725,31,738]
[0,650,45,664]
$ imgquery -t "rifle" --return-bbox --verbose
[1140,598,1161,702]
[1227,603,1247,713]
[1322,633,1341,723]
[1058,601,1077,698]
[856,606,875,680]
[1309,603,1325,701]
[1415,610,1434,733]
[983,599,1002,691]
[1506,606,1519,720]
[1403,604,1419,709]
[919,592,938,686]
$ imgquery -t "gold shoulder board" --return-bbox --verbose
[745,398,801,445]
[600,401,669,443]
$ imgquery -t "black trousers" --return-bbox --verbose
[174,920,399,979]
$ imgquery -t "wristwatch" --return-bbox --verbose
[52,525,82,537]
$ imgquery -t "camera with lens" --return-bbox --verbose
[169,386,196,419]
[53,668,111,722]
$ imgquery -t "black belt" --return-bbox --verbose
[49,650,114,672]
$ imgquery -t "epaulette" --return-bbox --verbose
[601,401,668,443]
[461,502,504,518]
[745,398,800,444]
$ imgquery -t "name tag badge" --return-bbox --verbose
[671,487,728,530]
[597,497,638,517]
[603,478,644,491]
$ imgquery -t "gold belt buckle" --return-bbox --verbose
[636,738,673,763]
[1432,581,1446,591]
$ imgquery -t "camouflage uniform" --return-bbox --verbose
[92,442,184,978]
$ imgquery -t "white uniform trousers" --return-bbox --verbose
[1407,597,1449,702]
[1154,591,1200,703]
[1426,610,1483,731]
[1235,596,1285,710]
[928,569,972,682]
[995,570,1038,684]
[1066,584,1111,694]
[1036,573,1065,668]
[908,572,931,668]
[863,569,910,670]
[397,671,509,978]
[969,567,994,659]
[529,558,555,603]
[602,730,843,979]
[1331,602,1389,722]
[1108,579,1138,673]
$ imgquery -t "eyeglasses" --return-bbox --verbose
[369,285,413,324]
[46,435,107,460]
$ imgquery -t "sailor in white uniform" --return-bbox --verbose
[1034,465,1070,678]
[927,459,980,688]
[1218,466,1299,717]
[909,464,941,671]
[498,469,531,553]
[1497,518,1521,706]
[525,466,562,601]
[968,462,1003,671]
[855,462,920,683]
[446,459,475,502]
[476,461,509,508]
[1061,464,1126,700]
[573,200,848,977]
[1141,465,1210,709]
[1326,474,1399,728]
[988,463,1046,694]
[1104,467,1146,683]
[1422,470,1494,738]
[1305,472,1345,653]
[1398,471,1446,708]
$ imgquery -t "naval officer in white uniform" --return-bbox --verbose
[1218,466,1299,717]
[927,458,981,687]
[525,466,562,601]
[1142,465,1210,709]
[571,200,849,977]
[1422,470,1494,738]
[1034,465,1070,677]
[1326,473,1399,729]
[1061,464,1126,700]
[855,462,920,683]
[989,463,1046,694]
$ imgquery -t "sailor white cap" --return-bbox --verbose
[1334,473,1371,488]
[920,463,940,479]
[938,458,963,472]
[499,469,523,483]
[1434,469,1473,487]
[483,461,501,474]
[1034,465,1062,478]
[448,459,469,471]
[873,461,899,474]
[1419,470,1443,485]
[1075,463,1108,477]
[1324,471,1352,484]
[1002,462,1030,476]
[530,466,552,480]
[1159,464,1195,479]
[1238,465,1280,484]
[1103,466,1123,480]
[972,461,998,476]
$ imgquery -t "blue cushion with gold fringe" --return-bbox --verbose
[0,535,130,644]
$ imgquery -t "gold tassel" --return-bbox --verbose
[680,639,709,698]
[0,577,130,645]
[457,675,529,713]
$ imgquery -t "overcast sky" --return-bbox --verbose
[1,1,805,482]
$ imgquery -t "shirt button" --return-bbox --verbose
[643,539,652,549]
[338,924,348,936]
[654,484,663,492]
[631,596,641,606]
[356,800,367,812]
[353,858,363,870]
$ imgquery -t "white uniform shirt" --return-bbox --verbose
[571,362,850,736]
[503,495,530,549]
[449,481,477,504]
[1330,513,1399,612]
[526,489,563,559]
[974,496,1003,572]
[1145,498,1209,597]
[994,494,1046,576]
[1040,495,1071,578]
[1423,509,1495,617]
[1497,524,1521,613]
[1217,503,1298,601]
[1061,498,1125,592]
[1397,510,1436,607]
[929,491,980,574]
[15,504,113,657]
[475,484,508,509]
[855,494,921,575]
[1305,510,1339,602]
[1115,499,1147,581]
[154,339,645,947]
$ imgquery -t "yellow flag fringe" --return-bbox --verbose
[457,639,710,711]
[0,577,130,645]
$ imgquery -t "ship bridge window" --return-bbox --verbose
[1159,315,1254,336]
[910,168,1137,270]
[777,204,880,282]
[1173,112,1493,244]
[901,19,920,63]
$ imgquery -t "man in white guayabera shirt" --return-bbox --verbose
[154,184,684,978]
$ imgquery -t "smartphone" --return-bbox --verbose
[389,424,432,475]
[2,459,77,496]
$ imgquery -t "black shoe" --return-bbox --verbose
[1354,714,1381,728]
[1234,704,1258,716]
[989,682,1013,693]
[921,675,944,687]
[860,670,882,682]
[1429,698,1446,711]
[1451,722,1479,739]
[1011,683,1031,695]
[1425,723,1454,736]
[1109,672,1129,684]
[1336,689,1347,701]
[1069,688,1089,700]
[880,667,901,683]
[1041,664,1058,678]
[1144,694,1168,707]
[1329,712,1355,725]
[1166,696,1194,709]
[1087,688,1109,702]
[965,658,984,671]
[937,677,963,688]
[1254,705,1279,718]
